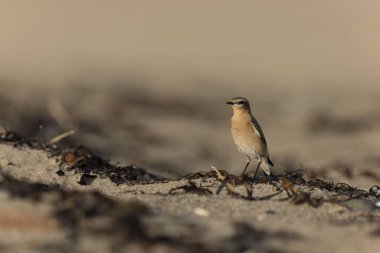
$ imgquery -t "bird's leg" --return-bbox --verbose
[253,158,262,178]
[241,156,251,176]
[265,173,275,183]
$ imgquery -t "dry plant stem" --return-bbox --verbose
[211,166,225,180]
[49,130,76,144]
[212,166,237,194]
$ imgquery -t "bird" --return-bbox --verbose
[226,97,274,177]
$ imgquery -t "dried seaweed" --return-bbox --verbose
[290,192,323,208]
[0,129,164,186]
[78,173,97,186]
[168,180,213,196]
[369,186,380,197]
[183,168,379,208]
[54,146,164,185]
[0,130,49,149]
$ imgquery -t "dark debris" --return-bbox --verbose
[56,169,65,176]
[184,168,379,208]
[78,173,97,186]
[0,130,164,186]
[168,181,213,196]
[0,129,50,149]
[290,192,323,208]
[55,146,164,186]
[369,186,380,197]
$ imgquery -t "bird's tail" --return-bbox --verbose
[260,156,274,176]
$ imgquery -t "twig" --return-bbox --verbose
[49,130,75,144]
[211,166,225,180]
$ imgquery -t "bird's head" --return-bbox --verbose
[226,97,251,112]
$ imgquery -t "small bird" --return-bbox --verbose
[226,97,274,177]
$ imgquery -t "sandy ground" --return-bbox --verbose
[0,140,379,253]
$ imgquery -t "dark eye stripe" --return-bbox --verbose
[236,101,244,105]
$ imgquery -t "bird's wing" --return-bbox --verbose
[250,117,267,146]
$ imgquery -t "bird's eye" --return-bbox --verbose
[236,101,244,105]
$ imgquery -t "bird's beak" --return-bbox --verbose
[226,101,234,105]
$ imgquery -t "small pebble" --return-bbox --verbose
[193,207,209,217]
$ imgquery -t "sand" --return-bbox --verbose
[0,140,379,253]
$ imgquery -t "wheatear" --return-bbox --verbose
[226,97,274,177]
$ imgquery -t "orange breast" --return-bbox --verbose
[230,115,267,157]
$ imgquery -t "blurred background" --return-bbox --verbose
[1,1,380,185]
